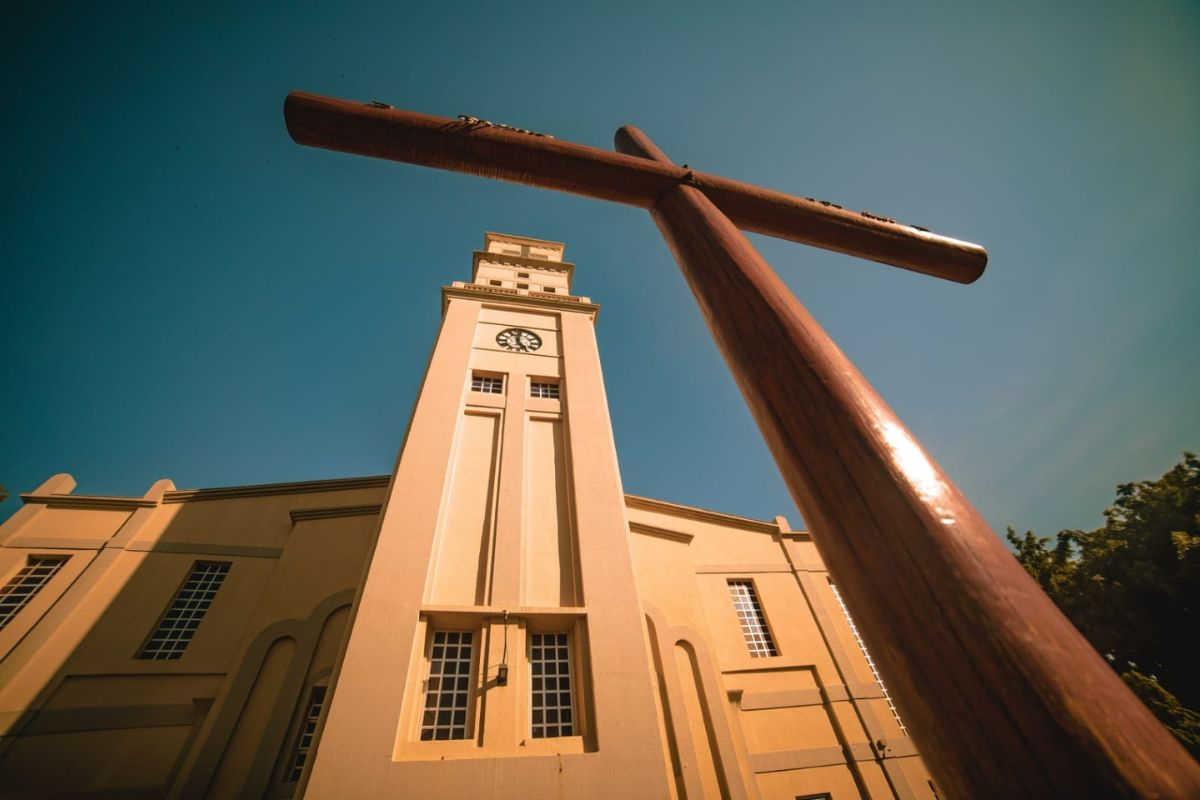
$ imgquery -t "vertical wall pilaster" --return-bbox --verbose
[559,311,673,797]
[305,298,481,796]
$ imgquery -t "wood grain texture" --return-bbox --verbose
[283,91,986,284]
[615,123,1200,799]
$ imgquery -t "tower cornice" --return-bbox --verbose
[441,283,599,320]
[470,251,575,282]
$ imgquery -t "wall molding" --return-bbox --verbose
[628,522,694,544]
[695,564,791,575]
[162,476,390,504]
[751,744,847,773]
[624,494,778,534]
[123,541,284,559]
[442,284,598,317]
[289,504,383,524]
[20,494,154,510]
[24,702,199,735]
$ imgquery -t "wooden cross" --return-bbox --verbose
[283,92,1199,798]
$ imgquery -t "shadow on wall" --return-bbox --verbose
[0,473,383,799]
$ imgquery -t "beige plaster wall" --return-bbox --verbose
[0,234,938,800]
[627,499,937,799]
[0,478,936,800]
[0,476,383,799]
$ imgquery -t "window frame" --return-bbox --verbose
[529,379,560,400]
[528,630,577,739]
[0,555,70,631]
[469,372,505,395]
[728,578,779,658]
[418,628,479,742]
[135,560,231,661]
[283,683,328,784]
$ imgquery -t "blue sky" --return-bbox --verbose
[2,1,1197,540]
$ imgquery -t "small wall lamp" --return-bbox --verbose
[497,609,510,685]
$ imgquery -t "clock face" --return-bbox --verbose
[495,328,542,353]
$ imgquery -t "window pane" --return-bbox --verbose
[136,562,230,660]
[0,556,69,630]
[530,632,574,738]
[470,374,504,394]
[420,631,474,740]
[530,382,560,399]
[728,580,778,657]
[286,685,327,782]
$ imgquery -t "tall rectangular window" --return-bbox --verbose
[530,381,560,399]
[420,631,474,740]
[470,373,504,394]
[728,579,778,657]
[286,685,327,782]
[137,561,230,660]
[828,579,906,733]
[530,632,574,738]
[0,556,68,630]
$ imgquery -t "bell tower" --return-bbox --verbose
[303,234,672,798]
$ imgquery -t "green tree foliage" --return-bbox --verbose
[1121,669,1200,757]
[1007,452,1200,757]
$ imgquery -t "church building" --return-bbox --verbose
[0,233,935,799]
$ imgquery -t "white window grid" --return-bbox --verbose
[828,580,907,734]
[286,685,327,781]
[530,632,574,738]
[420,631,474,740]
[729,579,778,657]
[470,374,504,394]
[530,381,560,399]
[137,561,230,660]
[0,556,68,630]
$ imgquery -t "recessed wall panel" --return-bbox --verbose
[430,412,500,605]
[523,418,576,607]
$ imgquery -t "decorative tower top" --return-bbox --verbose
[468,232,578,298]
[484,231,564,262]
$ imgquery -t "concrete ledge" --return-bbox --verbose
[736,688,824,711]
[23,702,202,734]
[821,684,849,702]
[628,522,694,544]
[1,536,107,551]
[443,285,598,318]
[290,504,383,523]
[751,745,846,773]
[162,475,390,504]
[876,737,919,758]
[847,681,886,700]
[624,494,777,533]
[20,494,154,510]
[124,541,283,559]
[695,564,791,574]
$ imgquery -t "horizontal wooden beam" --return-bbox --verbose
[284,91,987,284]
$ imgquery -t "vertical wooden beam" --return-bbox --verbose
[615,125,1200,798]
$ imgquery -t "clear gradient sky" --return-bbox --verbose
[2,2,1197,540]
